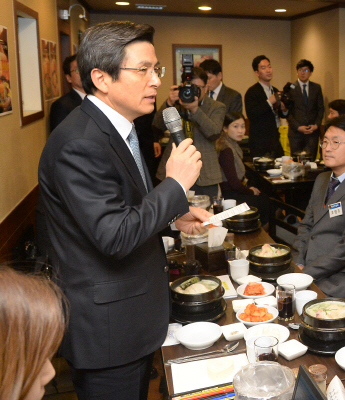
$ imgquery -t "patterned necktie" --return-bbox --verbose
[325,177,340,204]
[209,90,214,99]
[302,84,308,105]
[128,126,148,192]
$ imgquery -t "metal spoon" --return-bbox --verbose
[288,322,301,330]
[166,342,239,365]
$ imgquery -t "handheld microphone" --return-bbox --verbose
[162,107,186,146]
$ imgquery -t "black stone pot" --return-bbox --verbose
[170,275,224,315]
[299,298,345,342]
[224,207,260,232]
[247,243,291,274]
[254,158,275,171]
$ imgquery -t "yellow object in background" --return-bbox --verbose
[279,126,321,160]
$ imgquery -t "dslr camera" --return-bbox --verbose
[275,82,294,110]
[178,54,201,103]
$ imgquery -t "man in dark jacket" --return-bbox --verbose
[245,55,288,158]
[287,59,324,161]
[49,54,86,132]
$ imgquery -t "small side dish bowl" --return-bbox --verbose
[236,306,278,326]
[237,282,275,299]
[255,295,277,308]
[335,346,345,370]
[267,169,282,176]
[235,275,262,285]
[232,299,255,313]
[222,322,247,341]
[175,321,222,350]
[244,322,289,344]
[278,339,308,361]
[277,273,313,291]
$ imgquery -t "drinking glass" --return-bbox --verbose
[276,284,296,321]
[212,196,224,215]
[254,336,279,362]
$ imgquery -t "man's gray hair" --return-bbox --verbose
[77,21,155,94]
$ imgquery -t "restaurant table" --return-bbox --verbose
[244,162,327,210]
[162,228,345,396]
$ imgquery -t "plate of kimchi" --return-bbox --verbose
[237,282,275,299]
[236,303,278,326]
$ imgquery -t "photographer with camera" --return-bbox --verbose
[287,59,324,161]
[153,65,226,198]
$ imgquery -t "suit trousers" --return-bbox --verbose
[69,352,154,400]
[288,129,320,161]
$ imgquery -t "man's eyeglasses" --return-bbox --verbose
[120,66,165,78]
[319,138,345,150]
[299,68,310,73]
[70,68,79,74]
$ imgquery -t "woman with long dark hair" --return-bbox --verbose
[217,111,270,228]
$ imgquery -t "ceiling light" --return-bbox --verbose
[275,9,286,12]
[135,4,166,9]
[199,6,212,11]
[116,2,130,5]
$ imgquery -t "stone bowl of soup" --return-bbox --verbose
[253,157,275,171]
[224,207,261,233]
[248,243,292,274]
[300,298,345,342]
[170,275,225,317]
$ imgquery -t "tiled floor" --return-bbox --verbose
[44,350,167,400]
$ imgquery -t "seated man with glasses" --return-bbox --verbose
[286,59,324,161]
[153,67,226,199]
[50,54,86,132]
[293,115,345,297]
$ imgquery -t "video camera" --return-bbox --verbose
[275,82,295,110]
[178,54,201,103]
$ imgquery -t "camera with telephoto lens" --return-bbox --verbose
[178,54,201,103]
[274,82,295,110]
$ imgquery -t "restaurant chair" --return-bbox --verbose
[269,197,305,246]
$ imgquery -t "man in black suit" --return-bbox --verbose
[39,21,209,400]
[287,59,324,161]
[49,54,86,132]
[199,59,242,113]
[245,55,287,158]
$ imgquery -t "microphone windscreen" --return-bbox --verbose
[163,107,183,134]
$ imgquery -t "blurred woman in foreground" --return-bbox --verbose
[0,267,66,400]
[217,112,270,229]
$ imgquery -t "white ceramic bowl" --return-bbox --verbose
[277,273,313,291]
[175,322,222,350]
[236,306,278,326]
[244,323,290,344]
[255,295,277,308]
[222,322,247,341]
[237,282,275,299]
[335,346,345,370]
[232,299,255,313]
[278,339,308,361]
[235,275,262,285]
[267,169,282,176]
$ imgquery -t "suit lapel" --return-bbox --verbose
[81,99,149,195]
[313,172,345,224]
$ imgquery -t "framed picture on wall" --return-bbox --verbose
[172,44,222,85]
[0,25,12,116]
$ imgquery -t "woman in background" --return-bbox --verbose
[217,112,270,229]
[0,267,66,400]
